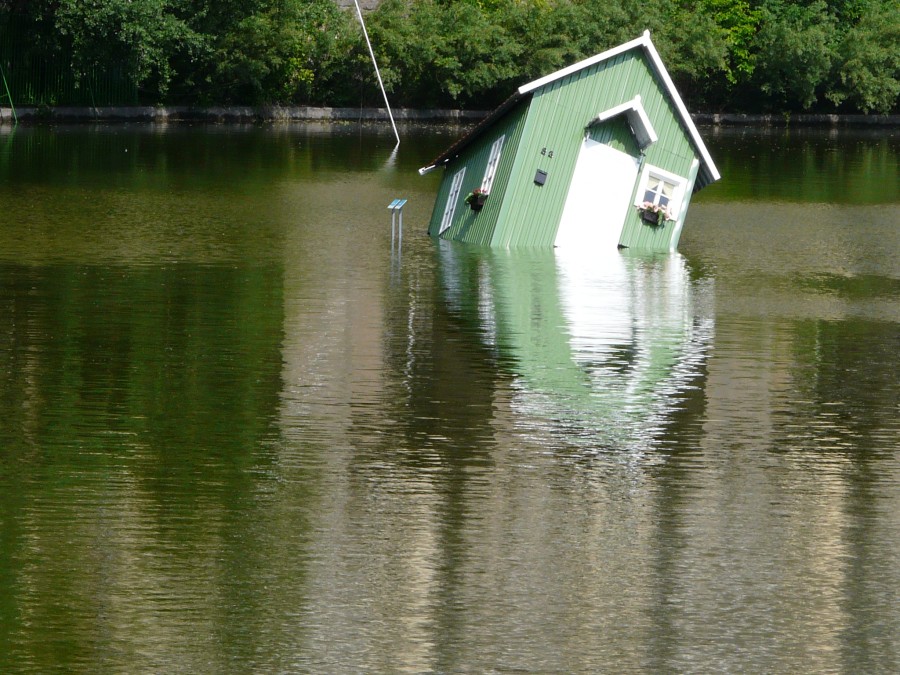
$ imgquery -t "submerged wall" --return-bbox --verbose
[1,106,896,126]
[0,106,490,125]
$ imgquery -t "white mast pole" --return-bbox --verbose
[353,0,400,145]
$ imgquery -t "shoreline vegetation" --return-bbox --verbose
[1,106,898,127]
[0,1,897,118]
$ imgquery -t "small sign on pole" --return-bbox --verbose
[388,198,407,247]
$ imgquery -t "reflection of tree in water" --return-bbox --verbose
[0,261,287,671]
[783,319,900,454]
[370,240,503,470]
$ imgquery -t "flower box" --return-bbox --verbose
[636,201,673,226]
[465,189,488,212]
[641,209,660,224]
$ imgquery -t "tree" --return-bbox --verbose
[207,0,353,104]
[54,0,203,100]
[829,0,899,114]
[368,0,523,108]
[702,0,761,85]
[2,0,896,111]
[752,0,837,110]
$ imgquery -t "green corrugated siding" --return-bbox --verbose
[493,52,639,247]
[588,116,640,156]
[428,102,529,245]
[493,50,700,251]
[619,206,677,251]
[617,62,700,251]
[668,158,701,250]
[618,119,701,249]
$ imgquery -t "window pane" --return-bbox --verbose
[636,166,688,219]
[440,168,465,234]
[481,135,505,192]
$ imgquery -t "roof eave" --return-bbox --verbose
[638,32,721,183]
[417,92,527,174]
[517,34,649,96]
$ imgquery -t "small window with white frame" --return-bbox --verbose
[439,167,466,234]
[635,165,687,220]
[481,135,505,193]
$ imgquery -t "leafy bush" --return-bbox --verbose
[1,0,896,113]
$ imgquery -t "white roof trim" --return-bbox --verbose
[639,33,720,181]
[518,31,720,182]
[592,95,658,149]
[517,34,648,96]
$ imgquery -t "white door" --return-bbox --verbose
[555,138,640,249]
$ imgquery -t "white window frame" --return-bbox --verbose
[634,164,687,220]
[439,167,466,234]
[480,135,505,193]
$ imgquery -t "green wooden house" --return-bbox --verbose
[419,32,720,252]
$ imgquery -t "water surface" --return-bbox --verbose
[0,123,898,673]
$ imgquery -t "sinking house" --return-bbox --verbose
[419,31,720,252]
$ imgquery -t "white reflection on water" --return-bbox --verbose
[439,244,714,454]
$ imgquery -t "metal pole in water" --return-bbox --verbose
[353,0,400,146]
[0,64,17,125]
[388,199,407,253]
[391,202,397,247]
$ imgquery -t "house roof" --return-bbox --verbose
[419,31,720,189]
[417,92,526,176]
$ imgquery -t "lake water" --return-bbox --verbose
[0,123,898,673]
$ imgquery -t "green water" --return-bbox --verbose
[0,123,898,673]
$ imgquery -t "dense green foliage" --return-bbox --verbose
[1,0,897,113]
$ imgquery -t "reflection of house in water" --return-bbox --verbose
[437,244,714,451]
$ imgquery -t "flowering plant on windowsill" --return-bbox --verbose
[465,187,489,210]
[637,201,674,225]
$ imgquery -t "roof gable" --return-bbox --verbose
[419,31,719,188]
[519,31,718,185]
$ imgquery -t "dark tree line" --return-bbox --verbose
[1,0,897,113]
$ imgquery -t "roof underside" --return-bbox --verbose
[590,96,658,149]
[418,92,526,176]
[419,31,720,191]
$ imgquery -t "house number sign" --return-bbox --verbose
[541,147,555,158]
